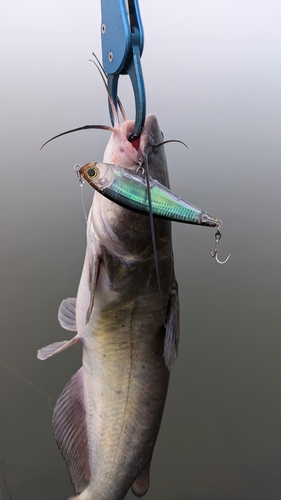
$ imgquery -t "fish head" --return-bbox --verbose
[87,114,171,257]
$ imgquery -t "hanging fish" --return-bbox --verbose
[38,113,181,499]
[78,161,221,227]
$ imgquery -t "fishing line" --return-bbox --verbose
[0,360,52,405]
[143,152,166,328]
[74,164,88,223]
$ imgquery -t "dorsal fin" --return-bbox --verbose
[52,368,91,494]
[58,297,77,331]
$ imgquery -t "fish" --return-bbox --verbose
[38,113,181,499]
[78,161,221,227]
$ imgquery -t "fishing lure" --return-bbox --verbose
[77,161,221,228]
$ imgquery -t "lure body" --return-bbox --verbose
[79,161,221,227]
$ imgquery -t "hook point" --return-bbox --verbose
[215,252,231,265]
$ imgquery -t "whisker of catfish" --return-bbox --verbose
[40,124,114,150]
[91,52,127,122]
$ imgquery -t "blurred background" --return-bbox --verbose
[0,1,281,499]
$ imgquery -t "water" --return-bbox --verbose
[1,1,281,499]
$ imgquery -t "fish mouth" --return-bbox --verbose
[103,114,163,170]
[129,132,141,152]
[122,114,162,157]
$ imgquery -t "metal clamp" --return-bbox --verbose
[100,0,146,141]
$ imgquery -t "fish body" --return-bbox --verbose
[79,161,221,227]
[38,115,179,499]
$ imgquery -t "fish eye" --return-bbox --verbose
[87,167,98,178]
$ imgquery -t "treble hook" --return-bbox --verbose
[210,227,231,265]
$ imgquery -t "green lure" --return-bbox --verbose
[79,161,221,228]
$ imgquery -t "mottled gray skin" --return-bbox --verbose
[39,115,179,500]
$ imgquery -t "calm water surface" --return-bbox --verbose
[1,1,281,499]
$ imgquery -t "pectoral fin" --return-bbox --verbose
[58,297,77,331]
[164,279,180,371]
[37,335,82,360]
[86,248,101,325]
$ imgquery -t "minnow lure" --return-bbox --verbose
[78,161,222,228]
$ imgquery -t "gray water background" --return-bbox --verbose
[1,1,281,499]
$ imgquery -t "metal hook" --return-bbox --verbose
[135,164,145,177]
[210,228,231,265]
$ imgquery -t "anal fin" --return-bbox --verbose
[52,368,91,494]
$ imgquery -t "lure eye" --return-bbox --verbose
[87,167,98,178]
